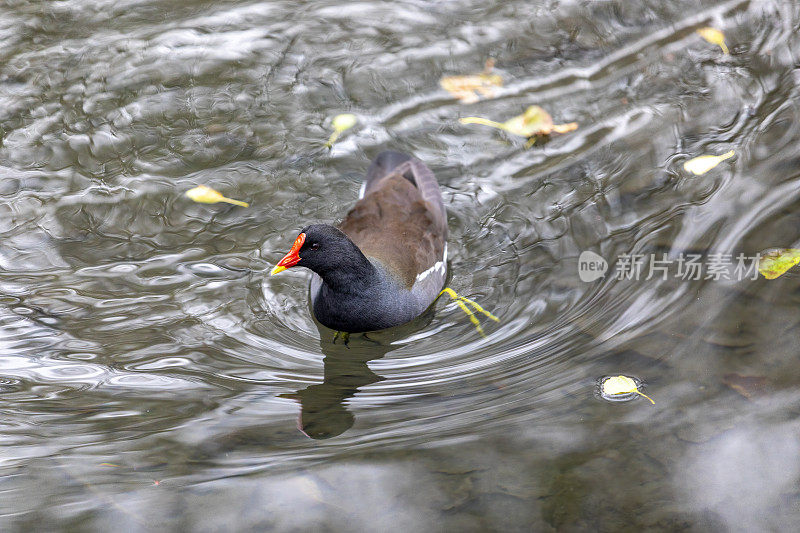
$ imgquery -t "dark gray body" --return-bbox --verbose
[307,152,448,332]
[309,261,434,332]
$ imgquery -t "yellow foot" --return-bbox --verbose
[332,331,350,347]
[438,287,499,337]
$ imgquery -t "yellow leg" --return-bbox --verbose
[438,287,499,336]
[332,331,350,346]
[439,288,499,321]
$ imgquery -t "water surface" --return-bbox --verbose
[2,0,800,530]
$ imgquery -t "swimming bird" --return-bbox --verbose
[270,151,448,333]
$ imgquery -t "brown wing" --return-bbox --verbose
[338,163,447,289]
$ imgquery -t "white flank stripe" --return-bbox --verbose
[416,243,447,282]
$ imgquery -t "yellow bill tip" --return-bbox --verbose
[270,265,287,276]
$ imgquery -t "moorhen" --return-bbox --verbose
[271,151,448,333]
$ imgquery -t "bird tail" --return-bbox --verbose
[365,151,414,187]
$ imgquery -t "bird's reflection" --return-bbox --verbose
[284,315,433,439]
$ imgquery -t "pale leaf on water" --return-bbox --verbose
[683,150,735,175]
[757,248,800,280]
[440,58,503,104]
[601,375,655,405]
[331,113,357,132]
[325,113,358,148]
[185,185,249,207]
[460,105,577,140]
[697,27,729,54]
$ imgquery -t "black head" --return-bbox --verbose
[271,224,373,283]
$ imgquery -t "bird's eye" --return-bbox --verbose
[310,242,320,251]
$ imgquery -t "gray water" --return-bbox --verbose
[2,0,800,530]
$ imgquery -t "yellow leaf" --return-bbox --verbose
[503,105,555,137]
[758,248,800,279]
[552,122,580,134]
[185,185,249,207]
[460,105,577,140]
[601,375,655,405]
[331,113,357,132]
[325,113,358,148]
[697,27,729,55]
[458,116,509,131]
[440,59,503,104]
[682,150,735,175]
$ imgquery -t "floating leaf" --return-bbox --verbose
[325,113,358,148]
[332,113,357,131]
[502,105,578,137]
[697,27,729,55]
[460,105,578,143]
[185,185,249,207]
[682,150,734,175]
[601,375,655,405]
[440,59,503,104]
[757,248,800,279]
[722,373,769,399]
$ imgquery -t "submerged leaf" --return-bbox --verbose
[601,375,655,405]
[697,27,729,55]
[325,113,358,148]
[722,373,769,399]
[294,476,324,502]
[440,59,503,104]
[460,105,578,140]
[683,150,735,175]
[185,185,249,207]
[757,248,800,279]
